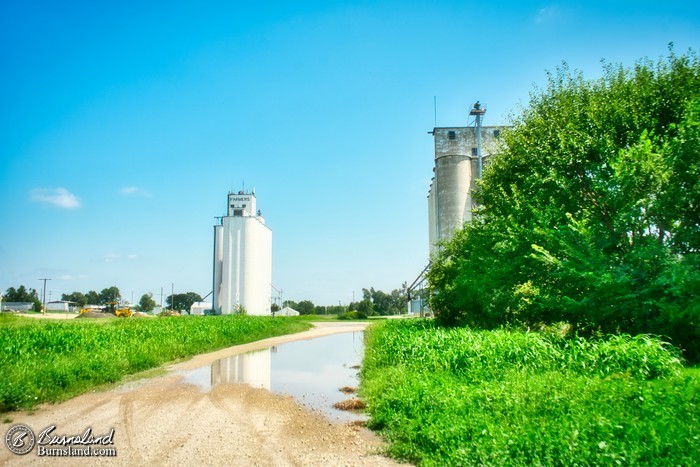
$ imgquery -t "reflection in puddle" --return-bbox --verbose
[213,348,271,389]
[179,331,365,422]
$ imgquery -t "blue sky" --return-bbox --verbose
[1,1,698,306]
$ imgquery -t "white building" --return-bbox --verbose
[1,302,34,312]
[190,301,212,316]
[213,190,272,315]
[276,306,299,316]
[46,300,75,312]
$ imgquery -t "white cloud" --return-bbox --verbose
[29,187,81,209]
[103,252,139,263]
[103,253,120,263]
[119,186,152,197]
[534,6,559,25]
[56,274,88,281]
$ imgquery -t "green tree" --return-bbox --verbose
[98,286,121,305]
[354,286,407,315]
[356,291,374,316]
[3,285,41,310]
[356,299,373,315]
[61,292,87,307]
[429,48,700,360]
[166,292,203,312]
[368,288,389,315]
[4,285,39,303]
[84,290,100,305]
[392,285,409,314]
[325,305,346,315]
[379,286,407,315]
[138,293,157,313]
[296,300,315,315]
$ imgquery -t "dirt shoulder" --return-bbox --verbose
[12,312,79,320]
[1,321,403,466]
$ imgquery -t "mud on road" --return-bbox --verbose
[1,322,404,466]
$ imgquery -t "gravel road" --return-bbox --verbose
[1,322,404,466]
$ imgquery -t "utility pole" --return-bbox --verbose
[270,284,283,314]
[39,278,51,314]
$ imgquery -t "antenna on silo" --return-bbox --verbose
[433,96,437,127]
[469,101,487,178]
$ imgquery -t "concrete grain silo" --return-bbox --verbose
[427,121,506,256]
[211,349,271,389]
[213,190,272,315]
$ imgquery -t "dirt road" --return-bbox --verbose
[1,322,403,466]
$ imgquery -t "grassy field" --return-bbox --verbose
[0,314,310,413]
[361,319,700,466]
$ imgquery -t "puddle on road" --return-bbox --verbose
[179,331,366,422]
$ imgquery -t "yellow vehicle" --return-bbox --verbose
[103,301,133,318]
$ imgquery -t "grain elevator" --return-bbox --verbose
[427,103,507,255]
[212,190,272,315]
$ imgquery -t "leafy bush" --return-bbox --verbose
[337,311,368,320]
[361,320,699,465]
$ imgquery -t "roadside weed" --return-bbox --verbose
[361,320,699,465]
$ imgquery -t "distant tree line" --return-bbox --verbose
[6,282,406,316]
[62,287,201,314]
[282,284,408,316]
[62,286,122,308]
[3,285,125,312]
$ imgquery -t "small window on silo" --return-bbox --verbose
[448,131,456,140]
[493,129,501,138]
[471,147,478,157]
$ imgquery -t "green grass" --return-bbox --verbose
[286,314,388,321]
[291,314,340,321]
[0,314,310,413]
[361,320,700,466]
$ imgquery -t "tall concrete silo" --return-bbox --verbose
[427,119,506,256]
[213,190,272,315]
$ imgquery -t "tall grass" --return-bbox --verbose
[0,314,310,413]
[365,320,683,381]
[361,320,700,466]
